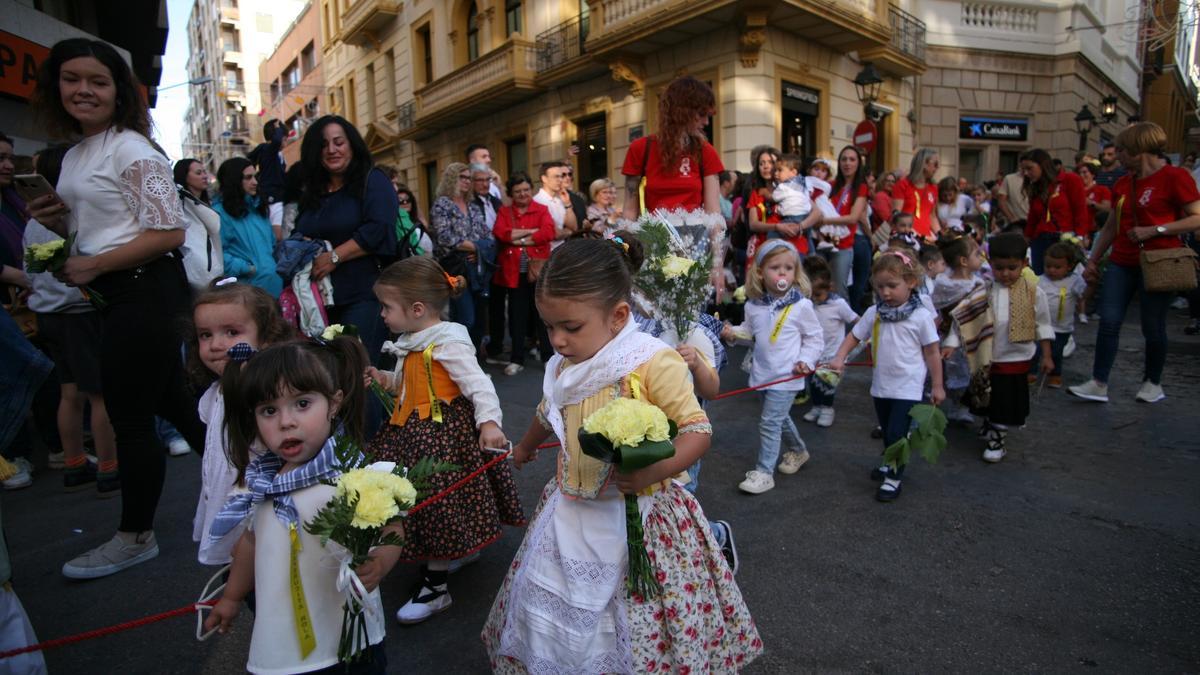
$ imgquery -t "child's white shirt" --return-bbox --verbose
[732,296,824,391]
[247,483,385,674]
[194,383,263,565]
[772,176,813,217]
[851,304,939,400]
[808,176,840,220]
[384,323,502,428]
[937,193,974,232]
[1038,273,1088,334]
[942,282,1055,362]
[814,297,859,362]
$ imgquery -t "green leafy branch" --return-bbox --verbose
[882,404,948,471]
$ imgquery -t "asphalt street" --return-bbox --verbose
[6,306,1199,673]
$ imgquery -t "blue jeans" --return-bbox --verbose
[820,247,854,300]
[1092,263,1170,384]
[0,307,53,454]
[756,389,805,474]
[873,397,918,475]
[851,233,873,313]
[1032,331,1072,376]
[1029,233,1060,276]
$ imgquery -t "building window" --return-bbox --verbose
[346,76,357,125]
[506,136,528,179]
[415,23,433,85]
[573,114,607,189]
[283,60,300,93]
[301,42,316,75]
[423,160,439,215]
[365,63,376,124]
[382,50,396,109]
[506,0,522,36]
[467,4,480,62]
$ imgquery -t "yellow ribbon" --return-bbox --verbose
[770,304,794,344]
[422,343,442,424]
[1058,287,1067,323]
[1116,195,1125,229]
[629,371,643,401]
[871,314,881,363]
[289,524,316,659]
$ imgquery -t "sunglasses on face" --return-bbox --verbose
[398,198,411,205]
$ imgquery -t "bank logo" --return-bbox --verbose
[968,123,984,137]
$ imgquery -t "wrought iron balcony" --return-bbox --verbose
[396,100,414,132]
[537,13,590,73]
[889,4,926,63]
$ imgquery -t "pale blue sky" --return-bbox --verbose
[150,0,194,161]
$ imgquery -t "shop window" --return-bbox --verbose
[999,149,1021,176]
[781,81,819,158]
[506,136,528,179]
[958,148,983,185]
[573,114,607,190]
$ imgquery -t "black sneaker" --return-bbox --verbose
[1186,319,1200,336]
[870,426,883,439]
[711,520,739,575]
[869,465,891,482]
[64,463,97,492]
[97,472,121,498]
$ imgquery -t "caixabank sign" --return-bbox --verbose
[959,116,1029,142]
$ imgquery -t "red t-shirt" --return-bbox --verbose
[621,136,724,212]
[746,189,809,256]
[1108,165,1200,267]
[891,177,938,238]
[1086,183,1111,230]
[831,182,870,250]
[1024,171,1089,239]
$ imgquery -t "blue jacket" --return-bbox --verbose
[214,195,283,297]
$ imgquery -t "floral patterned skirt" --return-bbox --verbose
[367,395,525,561]
[481,479,763,673]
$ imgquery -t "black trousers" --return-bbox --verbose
[488,277,550,366]
[91,256,205,533]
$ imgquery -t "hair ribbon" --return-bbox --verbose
[227,343,257,362]
[215,277,238,287]
[443,270,458,288]
[885,249,913,266]
[753,239,799,267]
[610,235,629,253]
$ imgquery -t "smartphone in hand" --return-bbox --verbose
[13,174,63,206]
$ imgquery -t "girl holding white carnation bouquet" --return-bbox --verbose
[482,237,762,673]
[204,336,399,674]
[720,240,824,495]
[366,256,525,625]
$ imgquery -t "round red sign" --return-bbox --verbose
[854,119,878,154]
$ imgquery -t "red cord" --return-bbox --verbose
[407,450,512,515]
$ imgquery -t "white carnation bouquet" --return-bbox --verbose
[628,208,725,344]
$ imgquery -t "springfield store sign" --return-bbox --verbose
[959,116,1028,142]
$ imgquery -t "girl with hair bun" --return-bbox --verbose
[365,256,525,625]
[483,236,761,673]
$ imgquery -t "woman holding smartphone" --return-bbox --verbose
[28,38,204,580]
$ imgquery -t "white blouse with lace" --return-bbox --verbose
[58,128,186,257]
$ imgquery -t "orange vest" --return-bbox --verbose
[390,349,462,427]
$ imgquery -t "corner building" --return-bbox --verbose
[317,0,928,212]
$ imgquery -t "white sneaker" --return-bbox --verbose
[1170,296,1189,310]
[816,407,836,427]
[1077,312,1089,324]
[47,451,65,469]
[802,407,820,423]
[503,363,524,376]
[62,531,158,579]
[737,470,775,494]
[1134,380,1166,403]
[1063,335,1076,358]
[776,450,810,475]
[1068,379,1109,402]
[484,356,508,366]
[167,439,192,457]
[982,446,1007,463]
[2,458,33,490]
[395,583,452,624]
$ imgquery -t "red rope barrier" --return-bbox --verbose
[0,356,876,659]
[0,600,217,659]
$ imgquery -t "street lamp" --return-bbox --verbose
[1101,95,1118,123]
[157,76,214,92]
[1074,104,1096,152]
[854,62,883,110]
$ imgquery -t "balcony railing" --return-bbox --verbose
[537,13,590,73]
[415,38,539,122]
[889,4,926,63]
[397,100,414,132]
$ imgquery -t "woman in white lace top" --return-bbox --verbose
[28,38,206,580]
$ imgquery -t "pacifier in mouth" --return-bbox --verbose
[775,278,790,291]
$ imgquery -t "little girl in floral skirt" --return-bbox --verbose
[482,237,762,673]
[367,257,524,625]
